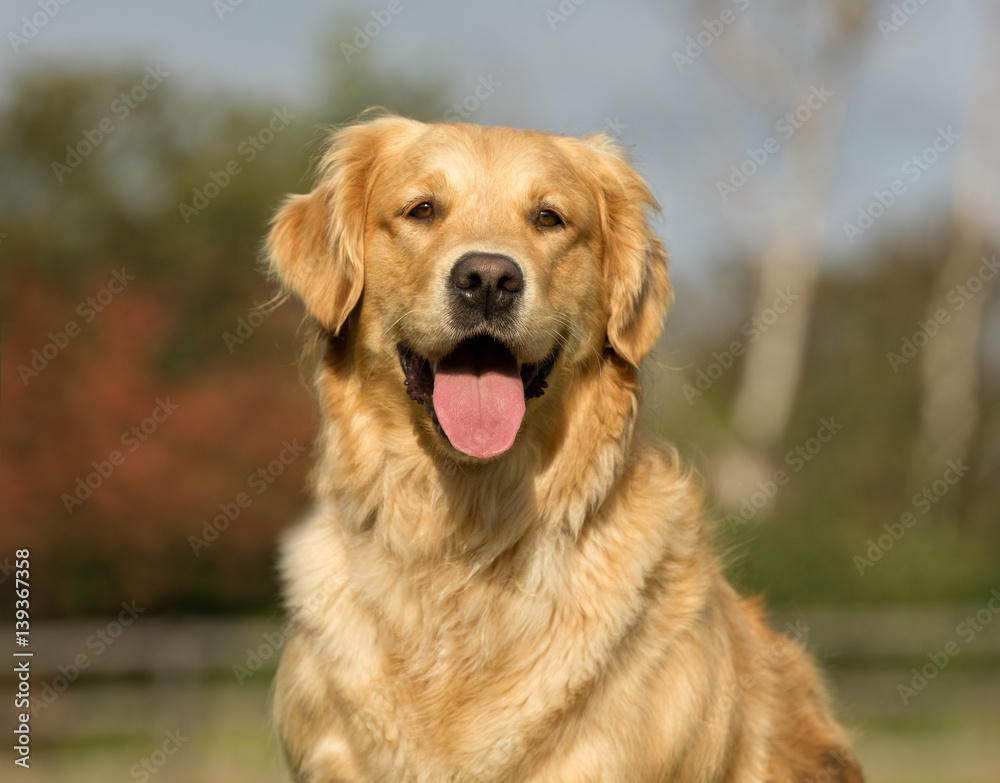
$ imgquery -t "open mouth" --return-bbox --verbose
[397,336,560,459]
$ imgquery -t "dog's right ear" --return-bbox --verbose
[266,186,360,334]
[266,115,418,334]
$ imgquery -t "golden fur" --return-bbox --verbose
[266,113,864,782]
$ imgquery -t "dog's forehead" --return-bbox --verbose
[385,124,589,195]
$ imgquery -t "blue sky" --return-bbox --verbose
[1,0,986,277]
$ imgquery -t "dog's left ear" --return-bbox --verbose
[573,136,672,367]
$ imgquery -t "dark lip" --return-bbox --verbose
[396,336,561,433]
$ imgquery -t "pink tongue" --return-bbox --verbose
[433,351,525,459]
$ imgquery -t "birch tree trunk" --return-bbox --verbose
[701,0,869,507]
[913,4,1000,481]
[727,0,868,453]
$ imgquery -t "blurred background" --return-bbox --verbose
[2,0,998,780]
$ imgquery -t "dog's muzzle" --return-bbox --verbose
[397,335,560,460]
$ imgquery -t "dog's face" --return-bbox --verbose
[268,115,670,461]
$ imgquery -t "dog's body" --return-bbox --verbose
[267,114,863,782]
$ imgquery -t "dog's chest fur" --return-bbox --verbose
[278,449,712,782]
[341,582,602,778]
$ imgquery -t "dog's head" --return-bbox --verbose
[268,114,670,462]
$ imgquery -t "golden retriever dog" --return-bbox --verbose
[266,113,864,782]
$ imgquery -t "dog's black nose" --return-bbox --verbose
[450,254,523,320]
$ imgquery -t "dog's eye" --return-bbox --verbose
[407,201,434,220]
[537,209,563,228]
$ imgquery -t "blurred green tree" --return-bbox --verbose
[1,38,451,616]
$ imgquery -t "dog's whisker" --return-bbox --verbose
[363,310,416,390]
